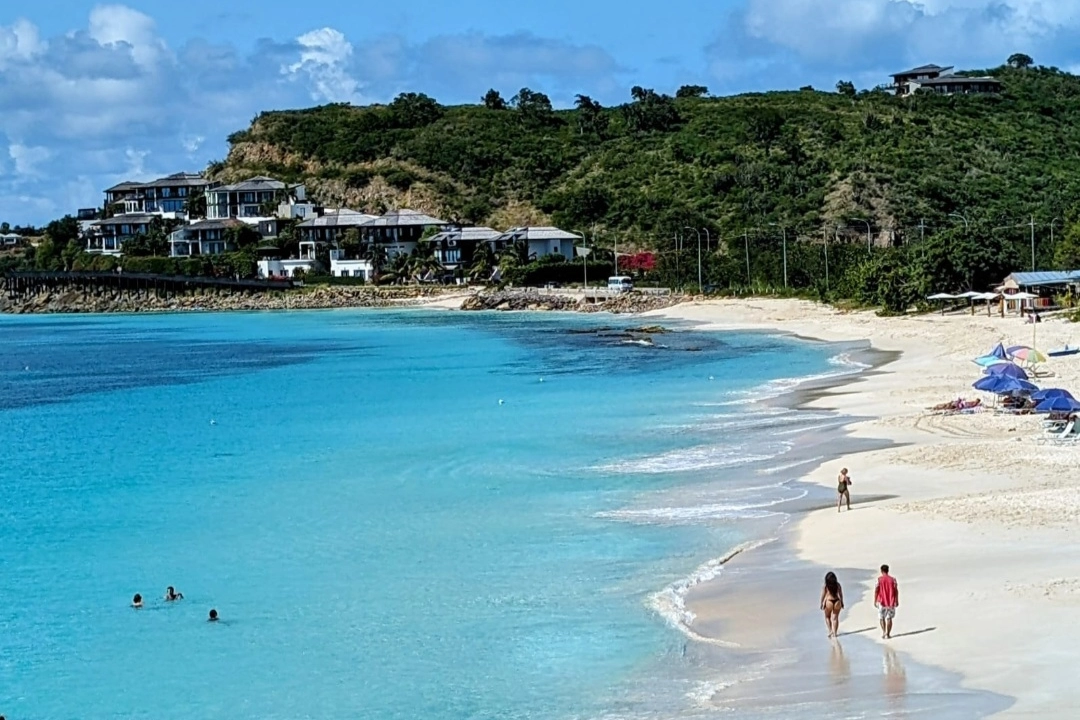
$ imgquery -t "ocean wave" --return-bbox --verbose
[595,443,789,474]
[757,455,827,475]
[694,351,869,408]
[646,539,777,647]
[595,490,806,525]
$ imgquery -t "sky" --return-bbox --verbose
[1,1,1078,226]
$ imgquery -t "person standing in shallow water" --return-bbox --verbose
[837,468,852,512]
[820,571,844,638]
[208,609,219,622]
[131,593,143,609]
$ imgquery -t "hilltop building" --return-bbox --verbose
[104,173,213,217]
[890,64,1002,96]
[206,176,315,221]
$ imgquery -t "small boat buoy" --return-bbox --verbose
[498,399,505,405]
[709,376,714,381]
[210,419,217,426]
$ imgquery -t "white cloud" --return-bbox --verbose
[0,18,43,69]
[87,4,166,69]
[8,143,52,178]
[283,27,364,104]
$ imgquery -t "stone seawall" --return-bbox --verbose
[0,286,684,315]
[0,286,445,314]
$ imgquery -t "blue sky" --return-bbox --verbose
[2,1,1077,226]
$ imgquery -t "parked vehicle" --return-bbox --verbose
[607,276,634,293]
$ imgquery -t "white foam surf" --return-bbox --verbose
[646,538,777,648]
[595,490,806,525]
[596,442,789,474]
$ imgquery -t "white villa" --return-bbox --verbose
[329,250,376,281]
[206,177,314,221]
[1,232,21,246]
[257,241,321,279]
[494,227,580,260]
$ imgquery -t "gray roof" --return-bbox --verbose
[1008,271,1080,286]
[142,173,211,188]
[92,213,157,226]
[298,209,378,228]
[213,176,289,193]
[361,209,448,227]
[105,173,210,193]
[105,180,144,193]
[185,218,246,232]
[892,64,952,77]
[497,226,582,241]
[429,226,501,242]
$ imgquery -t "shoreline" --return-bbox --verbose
[649,298,1080,717]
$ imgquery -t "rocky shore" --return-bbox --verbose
[0,285,684,315]
[458,290,684,314]
[0,286,445,314]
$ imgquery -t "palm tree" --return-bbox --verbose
[469,244,497,283]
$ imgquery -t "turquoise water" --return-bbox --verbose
[0,310,844,719]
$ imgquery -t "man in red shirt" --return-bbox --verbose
[875,564,899,639]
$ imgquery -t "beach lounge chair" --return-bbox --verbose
[1037,420,1074,445]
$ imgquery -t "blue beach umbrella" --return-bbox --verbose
[984,363,1028,380]
[972,376,1038,395]
[1035,396,1080,414]
[1031,388,1074,403]
[989,343,1009,359]
[973,355,1005,367]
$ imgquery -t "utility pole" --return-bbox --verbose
[823,227,830,292]
[684,227,701,290]
[1051,218,1060,248]
[1030,215,1036,271]
[674,232,681,291]
[769,222,788,289]
[854,218,871,252]
[919,218,925,243]
[743,230,751,285]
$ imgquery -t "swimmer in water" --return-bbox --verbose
[165,586,184,602]
[132,593,143,609]
[208,609,219,622]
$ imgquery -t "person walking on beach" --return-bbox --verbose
[875,565,899,639]
[837,468,852,512]
[820,571,844,638]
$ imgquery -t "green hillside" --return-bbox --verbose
[216,64,1080,310]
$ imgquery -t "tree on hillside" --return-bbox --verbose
[482,89,507,110]
[747,108,785,154]
[835,80,856,97]
[511,88,553,123]
[389,92,442,127]
[623,86,680,132]
[574,94,607,136]
[675,84,709,98]
[1008,53,1034,69]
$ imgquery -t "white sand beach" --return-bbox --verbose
[648,298,1080,716]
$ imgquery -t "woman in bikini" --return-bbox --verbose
[820,571,844,638]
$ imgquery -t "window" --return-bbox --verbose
[161,188,172,198]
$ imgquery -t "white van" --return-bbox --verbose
[607,276,634,293]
